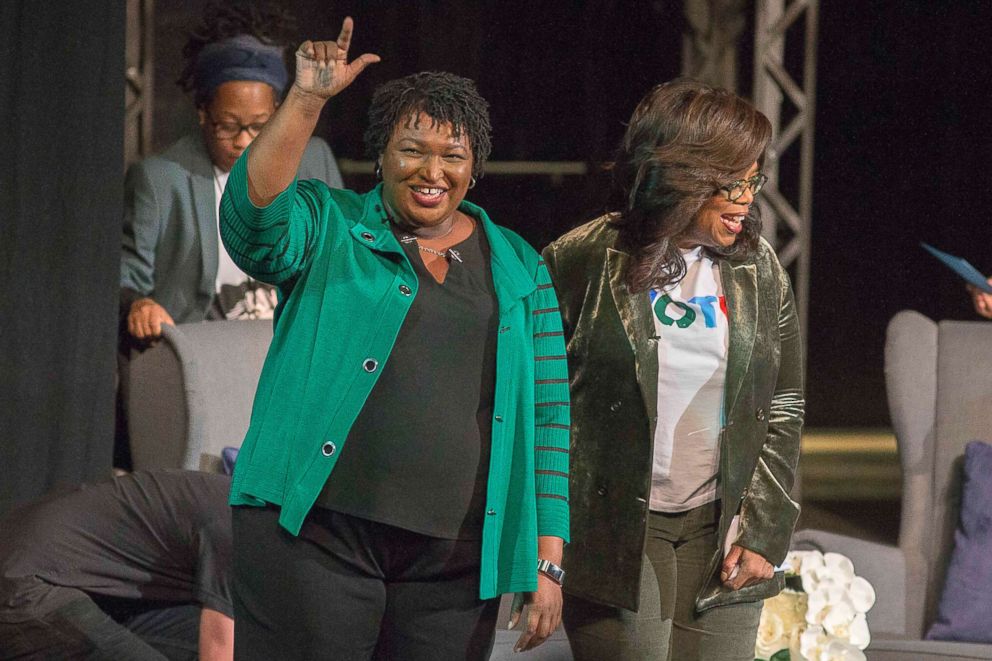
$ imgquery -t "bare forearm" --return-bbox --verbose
[198,608,234,661]
[538,536,564,564]
[247,87,326,206]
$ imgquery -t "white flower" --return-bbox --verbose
[819,639,867,661]
[800,625,827,660]
[848,576,876,614]
[756,611,787,659]
[822,601,856,639]
[759,550,875,661]
[806,584,844,625]
[799,551,826,592]
[788,623,805,659]
[848,613,870,649]
[823,553,855,583]
[785,549,809,574]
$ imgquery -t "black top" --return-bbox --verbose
[0,470,233,622]
[315,222,499,540]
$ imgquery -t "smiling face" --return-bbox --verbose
[198,80,277,172]
[677,161,760,250]
[379,113,474,233]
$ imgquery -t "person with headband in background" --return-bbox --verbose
[115,2,344,470]
[119,1,343,342]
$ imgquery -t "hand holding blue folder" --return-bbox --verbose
[921,243,992,294]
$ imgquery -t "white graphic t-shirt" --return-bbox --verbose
[649,247,728,512]
[212,166,277,320]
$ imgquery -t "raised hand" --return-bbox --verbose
[294,17,380,99]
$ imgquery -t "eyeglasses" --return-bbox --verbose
[719,173,768,203]
[207,114,268,140]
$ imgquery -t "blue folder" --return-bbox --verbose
[921,243,992,294]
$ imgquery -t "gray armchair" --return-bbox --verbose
[793,310,992,659]
[126,320,272,472]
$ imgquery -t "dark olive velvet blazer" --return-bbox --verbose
[543,215,804,612]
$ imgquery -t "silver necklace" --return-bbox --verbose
[399,236,463,263]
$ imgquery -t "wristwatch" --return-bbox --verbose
[537,559,565,586]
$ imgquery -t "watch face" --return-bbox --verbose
[538,560,565,585]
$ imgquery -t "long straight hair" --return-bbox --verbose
[610,79,772,293]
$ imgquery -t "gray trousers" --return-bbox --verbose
[563,501,762,661]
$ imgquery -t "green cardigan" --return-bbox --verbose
[219,152,570,599]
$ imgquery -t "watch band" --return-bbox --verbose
[537,558,565,586]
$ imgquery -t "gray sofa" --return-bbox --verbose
[126,320,272,472]
[794,310,992,660]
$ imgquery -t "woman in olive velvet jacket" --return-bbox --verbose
[544,80,804,660]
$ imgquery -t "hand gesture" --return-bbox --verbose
[507,574,563,652]
[721,544,774,591]
[128,297,174,340]
[968,278,992,319]
[294,17,380,99]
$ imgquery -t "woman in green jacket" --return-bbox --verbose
[220,20,569,659]
[544,79,804,660]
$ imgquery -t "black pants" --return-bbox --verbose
[232,506,500,661]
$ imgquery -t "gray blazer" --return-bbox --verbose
[120,133,343,324]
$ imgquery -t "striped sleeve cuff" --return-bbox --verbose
[532,257,570,541]
[220,148,312,284]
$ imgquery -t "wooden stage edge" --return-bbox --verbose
[800,428,901,501]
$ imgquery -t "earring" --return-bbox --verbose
[375,161,382,180]
[468,176,477,189]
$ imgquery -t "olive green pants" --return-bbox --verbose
[563,501,762,661]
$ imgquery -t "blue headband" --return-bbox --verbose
[193,34,289,101]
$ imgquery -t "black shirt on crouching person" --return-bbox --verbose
[0,470,233,660]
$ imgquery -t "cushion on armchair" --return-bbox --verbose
[926,440,992,643]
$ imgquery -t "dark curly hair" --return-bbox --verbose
[177,0,297,108]
[364,72,493,178]
[610,79,771,293]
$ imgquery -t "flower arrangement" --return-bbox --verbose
[755,550,876,661]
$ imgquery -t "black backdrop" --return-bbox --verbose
[3,1,992,510]
[150,1,992,427]
[0,3,123,512]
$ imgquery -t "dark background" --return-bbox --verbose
[152,1,992,428]
[3,1,992,504]
[1,3,123,509]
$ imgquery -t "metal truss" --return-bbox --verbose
[682,0,748,91]
[752,0,818,334]
[125,0,154,169]
[682,0,819,334]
